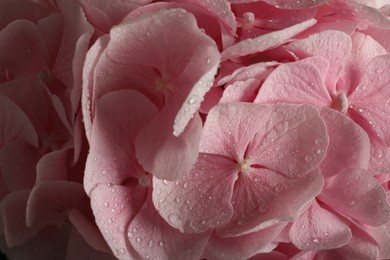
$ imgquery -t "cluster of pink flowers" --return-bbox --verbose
[0,0,390,259]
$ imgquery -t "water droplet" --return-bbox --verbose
[163,180,169,185]
[258,204,268,212]
[183,182,189,189]
[168,214,181,226]
[159,241,166,247]
[127,231,133,238]
[104,202,110,208]
[132,227,138,233]
[313,238,320,243]
[148,240,155,248]
[275,185,283,192]
[189,96,197,104]
[316,149,322,154]
[136,237,142,243]
[116,248,126,256]
[175,196,181,203]
[107,218,113,224]
[107,183,113,187]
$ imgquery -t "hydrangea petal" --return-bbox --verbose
[203,223,286,260]
[286,30,352,92]
[254,61,332,106]
[128,191,211,260]
[217,168,324,237]
[289,199,352,251]
[222,18,317,60]
[319,108,370,178]
[153,153,237,233]
[319,168,390,226]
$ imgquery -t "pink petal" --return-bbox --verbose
[0,0,50,30]
[316,224,380,260]
[152,153,237,233]
[263,0,327,9]
[285,30,352,92]
[203,223,286,260]
[254,61,332,107]
[0,140,43,191]
[84,89,157,193]
[289,199,352,251]
[68,209,112,253]
[0,191,43,247]
[35,148,70,182]
[319,168,390,226]
[366,220,390,259]
[0,20,47,77]
[81,35,109,141]
[348,54,390,146]
[65,228,117,260]
[25,181,85,227]
[247,104,329,177]
[369,139,390,173]
[319,108,370,178]
[90,183,147,259]
[339,32,387,94]
[340,0,390,28]
[217,168,324,237]
[0,94,38,147]
[220,78,263,103]
[128,191,211,260]
[222,18,317,60]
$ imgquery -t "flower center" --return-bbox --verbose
[155,78,173,92]
[239,157,252,175]
[332,92,349,113]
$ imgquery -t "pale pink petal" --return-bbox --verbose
[289,199,352,251]
[0,191,43,247]
[366,221,390,259]
[25,181,85,227]
[135,107,202,181]
[0,140,43,191]
[348,54,390,146]
[90,183,147,259]
[152,153,237,233]
[222,18,317,60]
[0,94,38,148]
[247,104,329,177]
[254,61,332,107]
[364,25,390,52]
[203,223,286,260]
[263,0,327,9]
[286,30,352,92]
[68,209,112,253]
[319,108,370,178]
[319,168,390,226]
[369,139,390,173]
[84,89,157,194]
[81,35,109,141]
[340,0,390,28]
[339,32,387,94]
[128,191,211,260]
[221,78,263,103]
[217,168,324,237]
[316,224,380,260]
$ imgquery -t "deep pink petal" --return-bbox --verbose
[0,20,48,77]
[68,209,112,254]
[319,108,370,178]
[262,0,327,9]
[25,181,85,227]
[90,183,147,259]
[0,95,38,147]
[128,191,211,260]
[285,30,352,92]
[222,18,316,60]
[203,223,286,260]
[319,168,390,226]
[65,228,117,260]
[254,61,332,107]
[289,199,352,251]
[217,168,324,237]
[35,148,70,182]
[0,140,43,191]
[152,153,237,233]
[0,191,43,247]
